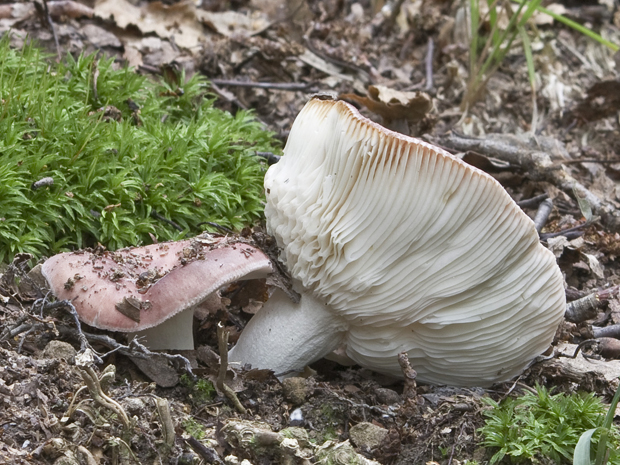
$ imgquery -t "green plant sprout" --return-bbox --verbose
[0,37,279,263]
[479,384,620,464]
[463,0,619,116]
[573,381,620,465]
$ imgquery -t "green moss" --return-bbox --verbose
[180,375,217,405]
[0,37,279,262]
[182,417,206,440]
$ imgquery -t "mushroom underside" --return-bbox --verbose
[243,98,566,386]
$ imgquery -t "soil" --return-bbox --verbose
[2,0,620,464]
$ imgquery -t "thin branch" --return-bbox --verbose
[185,436,224,464]
[255,151,281,165]
[516,193,549,209]
[210,79,315,92]
[425,38,434,91]
[560,158,620,165]
[533,198,553,233]
[151,210,183,232]
[38,0,61,61]
[217,322,247,414]
[540,222,591,240]
[565,285,619,323]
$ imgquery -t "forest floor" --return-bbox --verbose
[2,0,620,463]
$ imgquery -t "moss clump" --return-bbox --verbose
[0,38,279,262]
[182,417,207,440]
[180,374,217,406]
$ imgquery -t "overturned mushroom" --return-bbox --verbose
[41,235,273,350]
[229,98,565,387]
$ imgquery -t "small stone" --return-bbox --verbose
[282,377,309,405]
[122,397,146,416]
[42,341,76,362]
[53,454,80,465]
[348,422,388,450]
[289,408,304,426]
[375,387,401,405]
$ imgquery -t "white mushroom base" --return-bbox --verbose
[228,287,347,377]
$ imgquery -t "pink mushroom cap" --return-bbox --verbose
[41,236,273,337]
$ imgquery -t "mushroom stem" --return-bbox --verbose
[228,286,348,377]
[130,307,195,350]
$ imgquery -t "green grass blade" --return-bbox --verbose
[574,428,597,465]
[470,0,480,74]
[535,5,619,52]
[518,24,537,131]
[594,382,620,465]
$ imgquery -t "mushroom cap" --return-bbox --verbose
[41,236,273,332]
[263,98,565,385]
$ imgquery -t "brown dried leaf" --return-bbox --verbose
[570,79,620,122]
[95,0,204,49]
[198,10,270,38]
[341,85,432,123]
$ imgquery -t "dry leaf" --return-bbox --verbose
[532,3,567,26]
[0,1,93,23]
[298,49,353,82]
[341,85,432,123]
[584,253,605,279]
[95,0,204,49]
[81,24,122,49]
[198,10,270,38]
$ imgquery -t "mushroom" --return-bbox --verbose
[41,235,273,350]
[228,98,566,386]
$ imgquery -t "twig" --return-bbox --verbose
[217,322,247,414]
[447,423,467,465]
[425,38,434,91]
[565,285,619,323]
[210,79,315,92]
[42,298,91,353]
[1,322,50,341]
[60,327,195,377]
[154,397,176,448]
[539,222,590,240]
[79,364,131,429]
[196,221,234,234]
[255,151,281,165]
[593,325,620,339]
[398,352,417,399]
[559,339,599,359]
[17,325,36,353]
[516,193,549,209]
[150,210,183,232]
[38,0,61,61]
[185,436,224,464]
[561,158,620,165]
[533,198,553,233]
